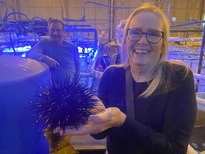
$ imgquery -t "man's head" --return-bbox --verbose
[48,18,65,45]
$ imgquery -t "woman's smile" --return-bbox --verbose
[133,49,151,54]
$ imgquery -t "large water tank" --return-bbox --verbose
[0,55,51,154]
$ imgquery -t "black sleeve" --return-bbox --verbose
[91,66,126,139]
[111,69,197,154]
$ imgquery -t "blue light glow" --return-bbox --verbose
[2,45,31,53]
[78,46,98,61]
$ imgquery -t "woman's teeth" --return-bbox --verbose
[134,49,150,54]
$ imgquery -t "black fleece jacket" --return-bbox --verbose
[92,63,197,154]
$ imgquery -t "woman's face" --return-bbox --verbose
[126,12,163,69]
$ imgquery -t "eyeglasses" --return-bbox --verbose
[127,28,164,44]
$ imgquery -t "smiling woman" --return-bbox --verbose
[125,11,164,83]
[55,3,197,154]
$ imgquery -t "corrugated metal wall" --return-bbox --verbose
[0,0,205,42]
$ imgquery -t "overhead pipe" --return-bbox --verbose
[197,24,205,74]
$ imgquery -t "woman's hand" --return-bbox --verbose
[54,107,126,136]
[90,96,106,114]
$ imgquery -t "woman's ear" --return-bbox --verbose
[160,52,163,60]
[159,44,164,60]
[160,41,165,58]
[161,40,164,50]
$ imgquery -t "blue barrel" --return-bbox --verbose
[0,55,51,154]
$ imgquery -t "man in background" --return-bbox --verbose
[27,18,80,154]
[27,18,80,82]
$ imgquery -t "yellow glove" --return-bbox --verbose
[44,128,77,154]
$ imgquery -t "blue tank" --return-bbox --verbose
[0,55,51,154]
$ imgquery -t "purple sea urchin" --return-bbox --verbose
[30,78,96,131]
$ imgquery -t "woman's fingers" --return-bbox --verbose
[53,107,126,136]
[90,107,126,127]
[53,123,100,135]
[90,96,105,114]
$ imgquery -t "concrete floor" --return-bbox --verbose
[71,135,106,154]
[190,126,205,152]
[190,109,205,152]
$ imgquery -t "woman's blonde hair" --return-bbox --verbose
[120,3,188,97]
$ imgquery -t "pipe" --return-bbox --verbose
[197,24,205,74]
